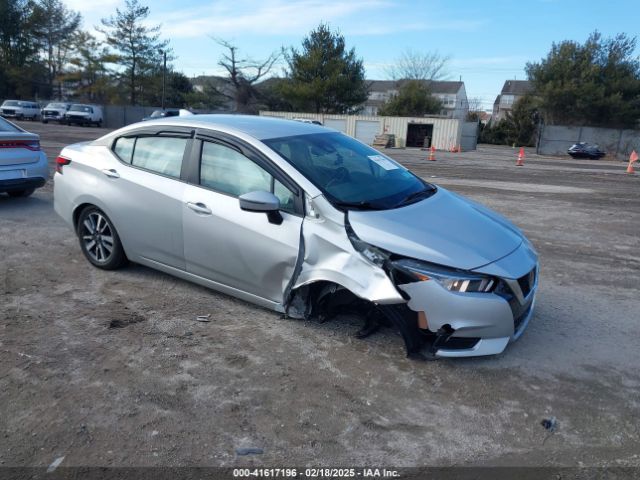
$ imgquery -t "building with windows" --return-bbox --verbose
[362,80,469,119]
[492,80,532,121]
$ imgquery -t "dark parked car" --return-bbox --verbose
[568,142,606,159]
[142,109,193,121]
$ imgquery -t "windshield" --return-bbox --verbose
[70,105,92,113]
[2,100,20,107]
[46,103,68,109]
[264,132,434,210]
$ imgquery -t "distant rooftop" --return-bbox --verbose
[368,80,464,94]
[500,80,532,96]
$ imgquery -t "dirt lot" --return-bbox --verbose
[1,120,639,471]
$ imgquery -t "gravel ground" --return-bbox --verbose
[1,121,639,471]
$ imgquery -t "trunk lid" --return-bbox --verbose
[0,132,41,166]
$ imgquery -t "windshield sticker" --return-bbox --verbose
[368,154,399,170]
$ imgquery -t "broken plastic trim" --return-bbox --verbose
[344,216,415,293]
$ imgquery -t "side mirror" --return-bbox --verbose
[239,191,283,225]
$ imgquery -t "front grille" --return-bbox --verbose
[44,111,60,117]
[494,276,535,333]
[517,268,536,297]
[69,115,84,120]
[2,109,16,115]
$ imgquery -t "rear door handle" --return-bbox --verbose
[186,202,212,215]
[101,168,120,178]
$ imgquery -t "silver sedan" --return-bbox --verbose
[53,115,538,358]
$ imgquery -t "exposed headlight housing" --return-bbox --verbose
[345,219,389,268]
[391,258,496,293]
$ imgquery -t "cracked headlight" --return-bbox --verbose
[391,258,496,293]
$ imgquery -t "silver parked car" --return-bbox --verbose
[53,115,539,358]
[0,116,48,197]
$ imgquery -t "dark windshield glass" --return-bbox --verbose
[70,105,92,112]
[150,110,178,118]
[47,103,68,109]
[264,132,433,210]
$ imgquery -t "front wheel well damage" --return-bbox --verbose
[286,281,433,357]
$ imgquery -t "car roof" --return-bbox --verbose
[122,114,329,140]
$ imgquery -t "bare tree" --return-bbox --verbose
[465,97,485,121]
[212,38,280,113]
[386,49,450,81]
[466,96,484,111]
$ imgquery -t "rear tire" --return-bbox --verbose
[77,206,128,270]
[7,189,34,198]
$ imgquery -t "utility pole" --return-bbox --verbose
[159,49,167,110]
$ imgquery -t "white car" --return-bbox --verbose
[42,102,71,123]
[65,104,103,127]
[0,116,48,197]
[1,100,41,121]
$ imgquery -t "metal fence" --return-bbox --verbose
[103,106,162,129]
[538,124,640,160]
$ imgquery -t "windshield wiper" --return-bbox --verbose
[333,200,384,211]
[393,187,436,208]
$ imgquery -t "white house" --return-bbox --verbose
[362,80,469,119]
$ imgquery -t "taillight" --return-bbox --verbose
[0,139,40,151]
[55,156,71,174]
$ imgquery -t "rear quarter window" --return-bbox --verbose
[113,137,135,163]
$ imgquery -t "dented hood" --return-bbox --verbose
[348,187,523,271]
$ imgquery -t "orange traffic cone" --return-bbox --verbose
[428,145,436,161]
[516,147,525,166]
[626,150,638,174]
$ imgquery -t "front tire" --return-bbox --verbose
[77,207,127,270]
[7,189,34,198]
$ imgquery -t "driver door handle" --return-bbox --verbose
[101,168,120,178]
[186,201,212,215]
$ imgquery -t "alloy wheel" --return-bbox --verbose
[81,212,115,263]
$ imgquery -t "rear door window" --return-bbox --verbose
[131,136,187,178]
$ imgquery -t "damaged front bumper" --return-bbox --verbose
[396,242,539,358]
